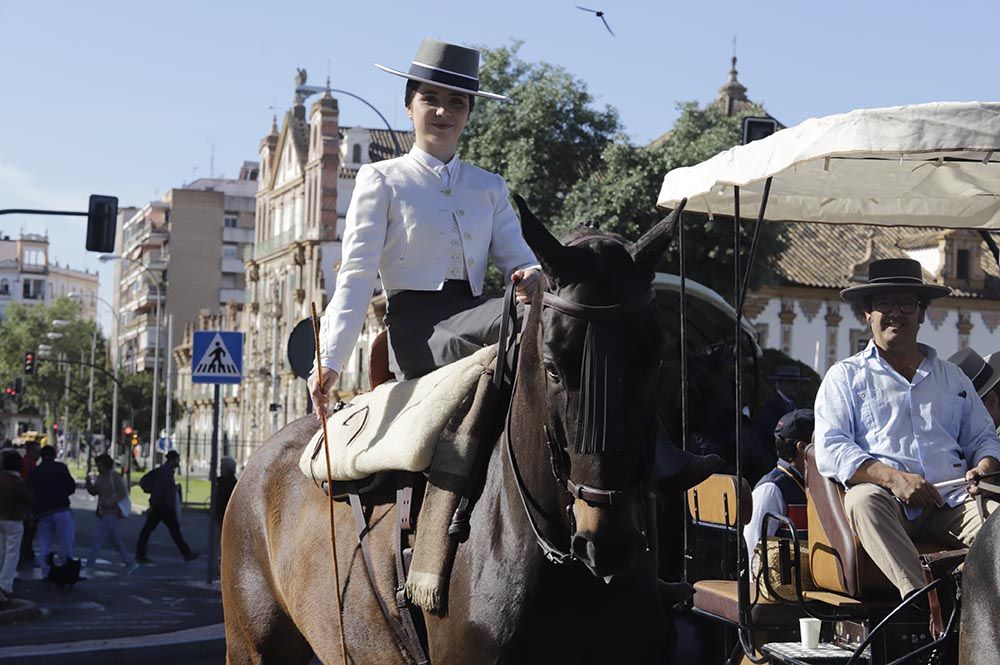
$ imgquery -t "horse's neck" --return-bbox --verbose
[487,399,569,568]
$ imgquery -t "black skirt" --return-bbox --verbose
[385,280,506,381]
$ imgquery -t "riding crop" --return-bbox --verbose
[311,302,350,665]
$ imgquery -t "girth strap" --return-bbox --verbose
[348,480,429,665]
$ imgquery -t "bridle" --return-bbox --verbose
[500,276,659,565]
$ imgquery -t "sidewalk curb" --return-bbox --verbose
[0,623,225,665]
[0,599,42,625]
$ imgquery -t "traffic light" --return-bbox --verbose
[86,195,118,253]
[52,423,60,434]
[13,377,22,394]
[24,352,35,375]
[742,116,780,145]
[4,384,13,397]
[123,425,134,436]
[131,432,139,446]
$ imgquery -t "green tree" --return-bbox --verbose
[0,297,109,438]
[461,42,621,295]
[462,41,621,224]
[561,102,787,299]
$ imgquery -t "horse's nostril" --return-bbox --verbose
[571,534,594,562]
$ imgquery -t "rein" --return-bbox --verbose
[502,279,657,565]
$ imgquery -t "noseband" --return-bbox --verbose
[503,280,657,565]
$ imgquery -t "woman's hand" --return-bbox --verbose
[512,268,542,304]
[308,367,339,422]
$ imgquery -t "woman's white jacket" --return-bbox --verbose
[319,152,539,374]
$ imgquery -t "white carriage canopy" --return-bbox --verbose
[657,101,1000,229]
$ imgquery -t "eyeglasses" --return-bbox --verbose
[872,298,920,314]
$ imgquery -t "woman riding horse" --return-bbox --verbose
[307,37,541,404]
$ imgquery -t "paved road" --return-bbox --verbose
[1,484,224,657]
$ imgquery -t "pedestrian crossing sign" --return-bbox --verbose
[192,331,243,384]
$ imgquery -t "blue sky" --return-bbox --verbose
[1,0,998,332]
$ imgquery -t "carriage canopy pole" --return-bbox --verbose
[734,180,774,664]
[678,209,691,583]
[731,185,750,629]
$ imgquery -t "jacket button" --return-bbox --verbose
[458,209,465,216]
[468,258,475,265]
[464,232,471,240]
[443,188,452,196]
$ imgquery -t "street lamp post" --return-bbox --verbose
[70,293,117,470]
[295,83,404,157]
[100,254,163,471]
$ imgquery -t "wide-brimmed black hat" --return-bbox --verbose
[375,38,508,102]
[840,258,951,303]
[948,347,1000,398]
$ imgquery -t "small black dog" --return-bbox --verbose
[45,553,82,591]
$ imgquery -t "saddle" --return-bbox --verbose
[329,289,521,665]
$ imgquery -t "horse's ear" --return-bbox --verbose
[513,193,568,279]
[628,198,687,279]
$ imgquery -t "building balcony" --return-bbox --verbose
[123,288,164,314]
[221,257,245,274]
[219,288,246,304]
[122,223,168,251]
[223,227,254,244]
[250,227,320,261]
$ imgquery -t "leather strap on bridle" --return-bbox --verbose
[541,288,654,320]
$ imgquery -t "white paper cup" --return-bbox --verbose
[799,617,821,649]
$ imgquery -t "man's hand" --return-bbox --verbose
[511,268,542,304]
[308,367,339,422]
[889,470,945,508]
[966,456,1000,497]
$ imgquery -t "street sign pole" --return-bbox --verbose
[207,383,220,585]
[191,330,243,586]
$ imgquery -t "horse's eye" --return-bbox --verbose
[544,363,561,383]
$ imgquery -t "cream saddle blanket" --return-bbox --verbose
[299,346,496,482]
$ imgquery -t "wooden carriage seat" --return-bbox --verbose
[804,444,944,600]
[687,474,806,625]
[368,329,394,389]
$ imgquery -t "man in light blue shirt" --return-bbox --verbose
[815,258,1000,599]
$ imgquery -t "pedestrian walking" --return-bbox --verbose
[18,440,40,565]
[27,446,77,577]
[0,450,34,604]
[84,454,138,576]
[136,450,198,563]
[214,456,238,526]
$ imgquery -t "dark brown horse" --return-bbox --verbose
[221,198,685,664]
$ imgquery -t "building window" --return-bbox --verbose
[0,280,8,296]
[223,244,238,259]
[22,279,42,300]
[957,249,970,280]
[224,216,238,228]
[352,144,362,163]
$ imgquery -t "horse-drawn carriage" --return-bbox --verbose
[658,101,1000,665]
[220,101,1000,665]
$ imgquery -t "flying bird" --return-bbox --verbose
[576,6,614,36]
